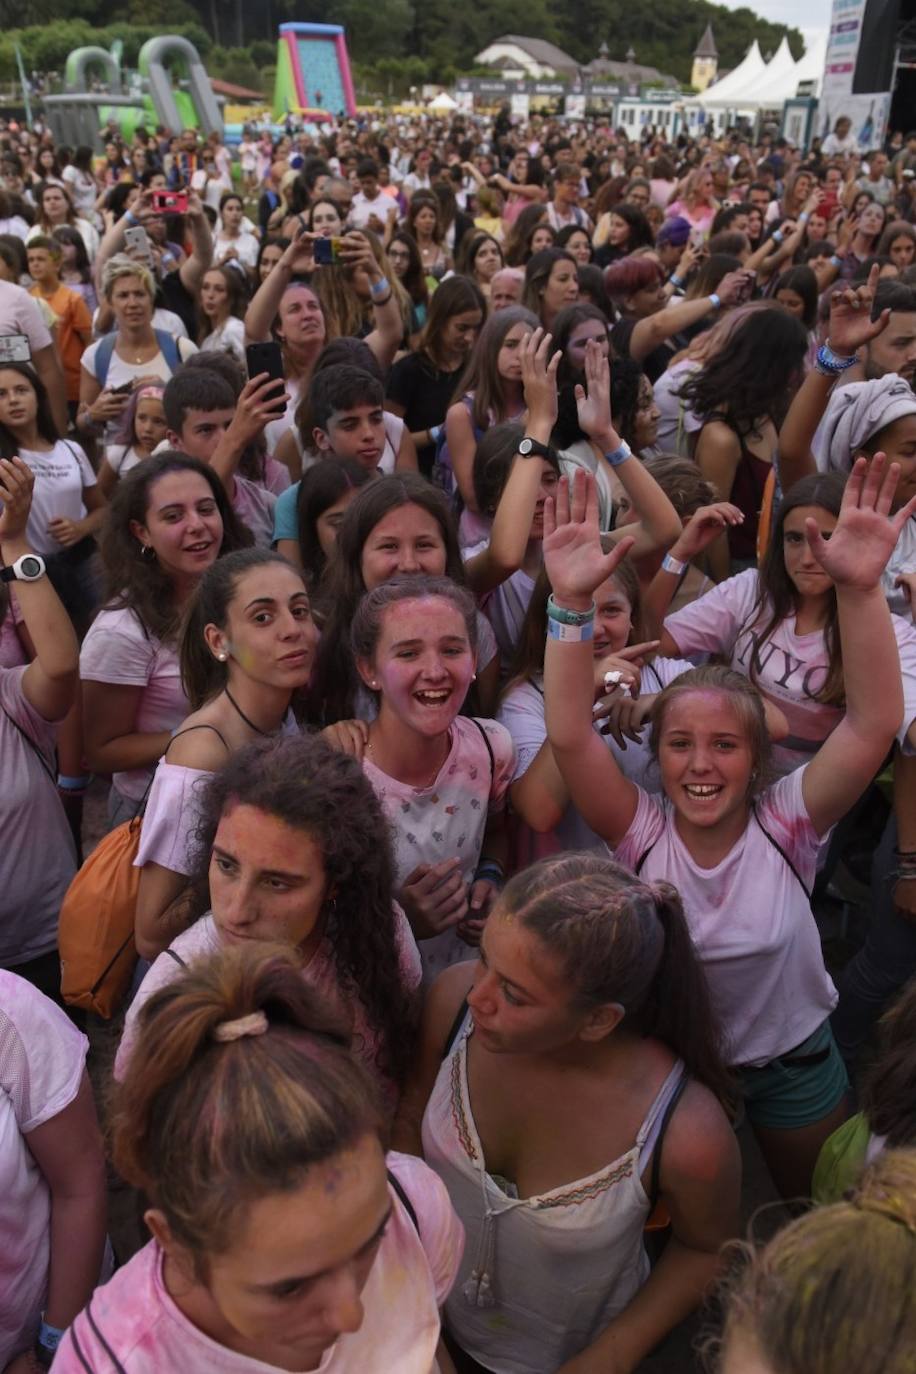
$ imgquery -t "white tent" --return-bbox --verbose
[739,37,800,108]
[429,91,458,111]
[791,32,827,97]
[692,40,765,109]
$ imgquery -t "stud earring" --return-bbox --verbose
[217,652,228,662]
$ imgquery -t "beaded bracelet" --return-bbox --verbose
[814,341,858,377]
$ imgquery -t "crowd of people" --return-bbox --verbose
[1,103,916,1373]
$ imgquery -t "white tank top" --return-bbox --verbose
[421,1011,685,1373]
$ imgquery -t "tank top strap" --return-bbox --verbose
[636,1060,686,1164]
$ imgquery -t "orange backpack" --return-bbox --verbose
[58,813,142,1018]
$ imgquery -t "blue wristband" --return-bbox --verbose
[124,210,138,227]
[708,292,722,310]
[429,423,442,444]
[603,441,632,468]
[38,1318,65,1354]
[475,860,506,887]
[771,230,784,244]
[369,275,390,299]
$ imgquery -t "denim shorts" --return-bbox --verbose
[738,1020,849,1131]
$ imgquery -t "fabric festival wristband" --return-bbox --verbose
[771,230,784,244]
[661,552,688,576]
[38,1319,65,1352]
[798,212,810,225]
[548,617,595,642]
[475,860,506,885]
[708,292,722,310]
[603,441,632,468]
[547,594,595,625]
[370,276,391,299]
[428,424,442,444]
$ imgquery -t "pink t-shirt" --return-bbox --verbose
[362,717,515,982]
[54,1152,463,1374]
[664,571,916,772]
[0,971,87,1366]
[114,912,422,1112]
[0,666,76,966]
[0,593,26,669]
[614,767,837,1067]
[79,607,187,802]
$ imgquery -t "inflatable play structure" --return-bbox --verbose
[273,23,357,121]
[43,36,223,148]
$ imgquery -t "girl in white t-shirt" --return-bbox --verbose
[80,454,253,826]
[125,733,419,1114]
[97,382,167,498]
[542,461,916,1198]
[657,471,916,776]
[56,944,463,1374]
[0,362,105,617]
[353,575,516,983]
[0,971,106,1372]
[197,264,248,364]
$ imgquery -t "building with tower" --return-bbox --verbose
[691,24,718,92]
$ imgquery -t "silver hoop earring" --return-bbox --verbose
[138,542,155,561]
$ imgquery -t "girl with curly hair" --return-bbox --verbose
[118,732,421,1106]
[132,548,367,962]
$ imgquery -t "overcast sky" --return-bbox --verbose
[716,0,834,48]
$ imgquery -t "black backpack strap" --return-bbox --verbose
[164,948,188,969]
[167,723,230,753]
[387,1168,419,1234]
[470,717,496,790]
[751,805,812,901]
[634,836,659,875]
[442,997,470,1060]
[649,1072,689,1210]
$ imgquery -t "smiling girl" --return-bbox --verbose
[542,460,916,1197]
[354,576,515,982]
[80,454,251,825]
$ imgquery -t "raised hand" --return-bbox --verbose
[0,456,34,545]
[828,262,890,356]
[282,226,316,275]
[807,452,916,590]
[543,469,635,609]
[574,339,616,446]
[521,326,560,428]
[671,501,744,560]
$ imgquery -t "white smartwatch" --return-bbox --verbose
[0,553,47,583]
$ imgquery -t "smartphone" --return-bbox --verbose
[245,341,286,413]
[151,189,188,215]
[0,334,30,363]
[109,379,135,396]
[124,225,152,266]
[313,236,343,266]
